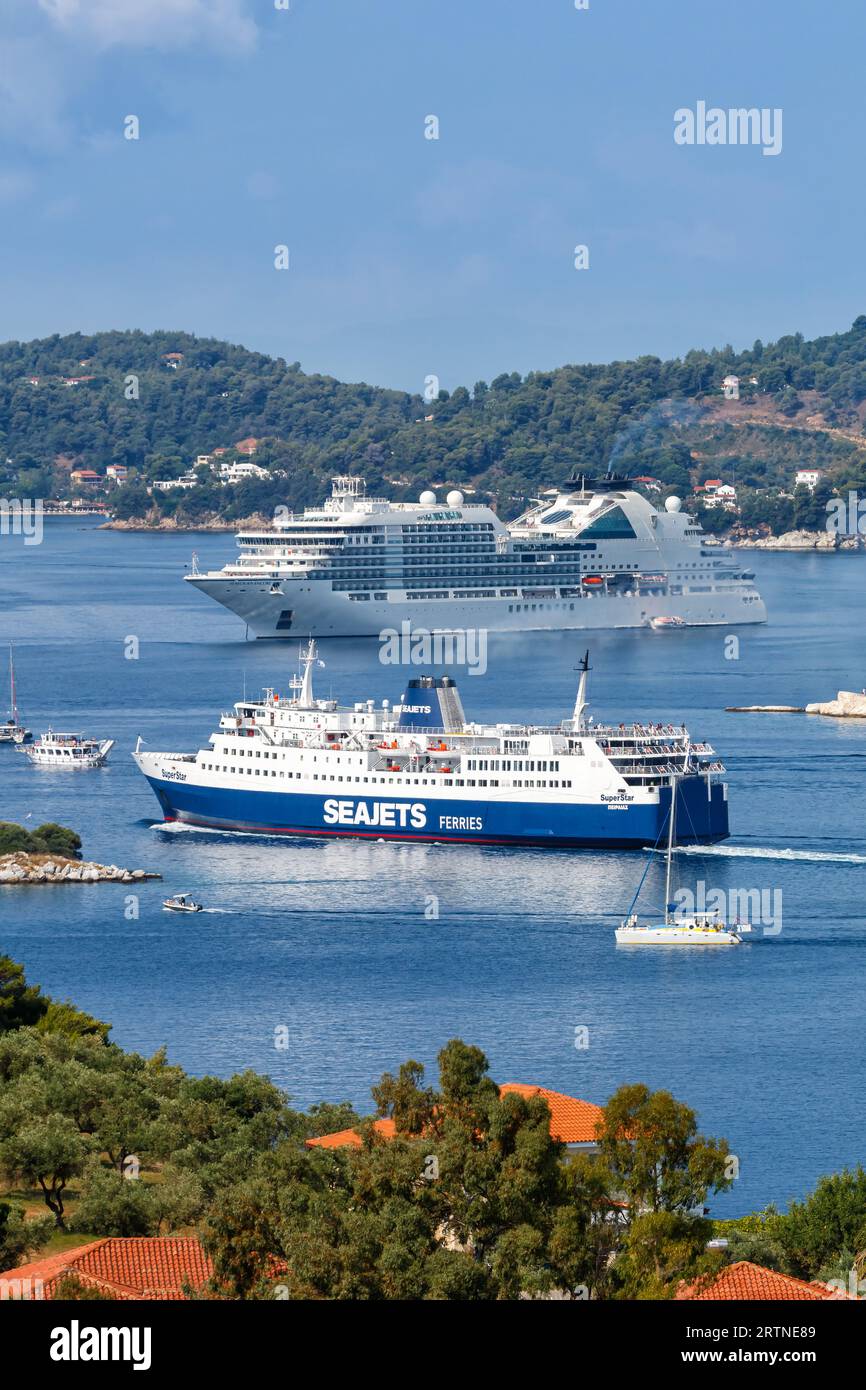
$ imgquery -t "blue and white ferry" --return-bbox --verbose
[133,646,729,848]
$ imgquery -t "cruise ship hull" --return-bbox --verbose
[139,770,728,849]
[186,575,767,639]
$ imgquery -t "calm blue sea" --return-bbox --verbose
[2,518,865,1217]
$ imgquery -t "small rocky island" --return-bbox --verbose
[805,690,866,718]
[0,821,159,885]
[0,854,160,885]
[727,690,866,718]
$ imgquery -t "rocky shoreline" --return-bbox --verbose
[731,529,862,551]
[0,853,161,885]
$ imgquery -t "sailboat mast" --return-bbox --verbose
[664,776,677,925]
[9,645,16,721]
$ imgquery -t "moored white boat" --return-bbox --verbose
[649,615,686,630]
[23,730,114,768]
[0,646,31,744]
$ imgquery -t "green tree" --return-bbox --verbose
[599,1083,733,1218]
[205,1040,597,1301]
[35,1000,110,1041]
[0,1199,53,1268]
[71,1158,154,1237]
[0,822,35,854]
[775,1167,866,1279]
[597,1083,733,1298]
[613,1210,723,1300]
[29,823,82,859]
[0,1113,90,1227]
[0,956,45,1031]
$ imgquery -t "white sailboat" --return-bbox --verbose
[615,777,749,946]
[0,646,31,744]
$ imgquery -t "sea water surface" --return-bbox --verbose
[1,519,865,1217]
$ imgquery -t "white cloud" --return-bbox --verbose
[37,0,257,52]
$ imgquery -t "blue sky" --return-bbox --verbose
[1,0,864,390]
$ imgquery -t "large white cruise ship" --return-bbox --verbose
[185,473,766,638]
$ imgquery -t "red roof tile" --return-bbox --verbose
[0,1237,212,1301]
[677,1261,835,1301]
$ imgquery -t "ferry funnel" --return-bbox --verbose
[395,676,466,733]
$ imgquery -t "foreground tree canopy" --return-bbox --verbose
[1,958,863,1298]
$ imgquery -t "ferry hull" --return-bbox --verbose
[139,773,728,849]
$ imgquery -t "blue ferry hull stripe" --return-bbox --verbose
[144,775,728,848]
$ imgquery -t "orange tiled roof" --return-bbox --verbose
[0,1237,212,1301]
[499,1084,604,1144]
[677,1261,834,1302]
[305,1084,603,1150]
[307,1118,396,1149]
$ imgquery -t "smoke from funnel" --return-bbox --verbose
[606,399,704,474]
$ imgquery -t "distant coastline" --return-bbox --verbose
[99,512,272,532]
[95,515,866,550]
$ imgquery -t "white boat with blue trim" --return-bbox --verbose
[133,645,729,850]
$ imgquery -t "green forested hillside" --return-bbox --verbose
[3,320,866,520]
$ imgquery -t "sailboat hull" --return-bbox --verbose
[615,924,742,945]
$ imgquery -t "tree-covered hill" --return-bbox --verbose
[4,320,866,519]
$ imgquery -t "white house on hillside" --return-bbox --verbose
[795,468,824,490]
[218,460,269,484]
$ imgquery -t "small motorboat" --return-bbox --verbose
[649,615,686,630]
[162,893,203,913]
